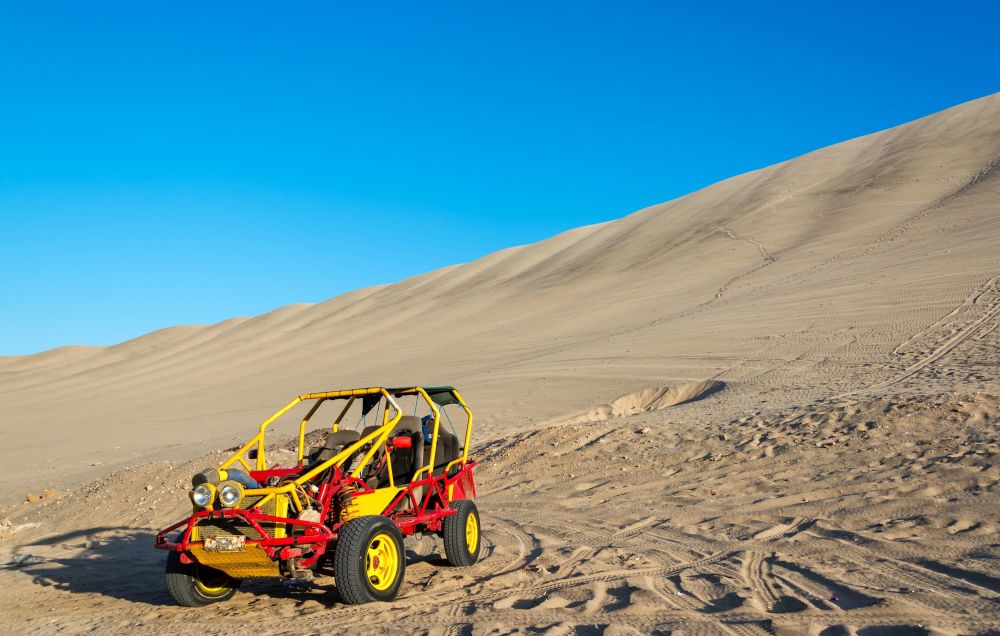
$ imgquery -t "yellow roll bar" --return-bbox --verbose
[214,386,473,511]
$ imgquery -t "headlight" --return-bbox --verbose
[191,484,214,508]
[218,481,243,508]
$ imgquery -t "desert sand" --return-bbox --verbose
[0,92,998,634]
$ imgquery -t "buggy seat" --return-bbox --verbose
[362,416,425,489]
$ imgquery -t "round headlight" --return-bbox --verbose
[218,482,243,508]
[191,484,213,508]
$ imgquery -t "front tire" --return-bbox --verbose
[164,551,240,607]
[333,516,406,604]
[443,499,481,566]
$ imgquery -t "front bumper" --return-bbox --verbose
[155,508,334,578]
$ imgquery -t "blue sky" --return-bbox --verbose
[1,1,998,355]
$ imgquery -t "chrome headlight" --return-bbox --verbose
[191,484,214,508]
[218,481,243,508]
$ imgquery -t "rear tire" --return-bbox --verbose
[164,551,240,607]
[443,499,481,566]
[333,516,406,604]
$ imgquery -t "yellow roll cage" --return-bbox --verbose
[215,386,473,513]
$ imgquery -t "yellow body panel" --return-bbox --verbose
[271,493,289,539]
[342,487,401,521]
[189,544,280,579]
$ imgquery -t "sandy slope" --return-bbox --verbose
[2,95,999,501]
[1,392,996,634]
[0,93,998,634]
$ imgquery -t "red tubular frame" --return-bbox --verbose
[155,509,335,556]
[154,461,477,570]
[387,461,478,534]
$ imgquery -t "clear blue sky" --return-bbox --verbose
[1,1,998,355]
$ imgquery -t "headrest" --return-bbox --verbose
[394,415,422,433]
[325,430,361,449]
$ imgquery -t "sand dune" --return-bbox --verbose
[1,93,998,634]
[3,93,999,501]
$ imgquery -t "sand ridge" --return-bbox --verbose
[539,381,725,426]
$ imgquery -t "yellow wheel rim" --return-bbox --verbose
[466,513,479,554]
[365,532,399,591]
[194,567,229,596]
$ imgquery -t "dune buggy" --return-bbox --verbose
[155,386,480,606]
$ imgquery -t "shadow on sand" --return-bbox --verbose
[4,526,453,608]
[3,527,173,605]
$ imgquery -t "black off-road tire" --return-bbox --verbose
[164,550,240,607]
[333,516,406,604]
[442,499,481,566]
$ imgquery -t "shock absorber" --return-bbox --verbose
[337,482,363,523]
